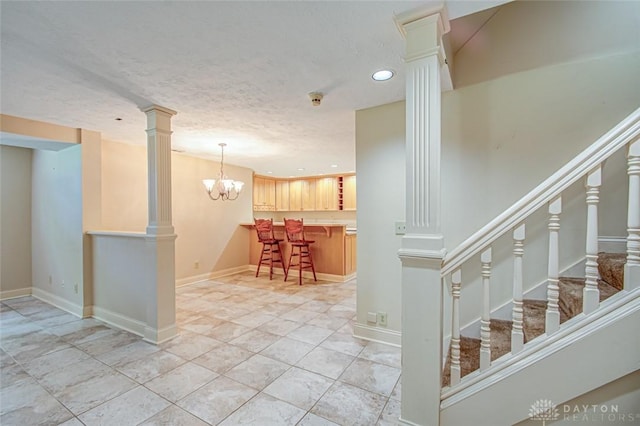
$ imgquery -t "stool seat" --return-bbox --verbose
[283,218,317,285]
[254,218,286,280]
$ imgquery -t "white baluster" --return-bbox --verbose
[627,139,640,289]
[511,224,525,353]
[450,269,462,385]
[545,196,562,334]
[584,166,602,314]
[480,248,492,371]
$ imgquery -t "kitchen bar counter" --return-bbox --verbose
[240,222,356,280]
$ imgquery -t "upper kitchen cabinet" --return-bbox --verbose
[275,180,290,211]
[341,175,356,211]
[315,177,339,211]
[290,179,316,211]
[253,176,276,211]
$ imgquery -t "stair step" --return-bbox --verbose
[557,277,619,320]
[598,252,626,291]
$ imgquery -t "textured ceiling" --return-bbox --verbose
[0,1,506,177]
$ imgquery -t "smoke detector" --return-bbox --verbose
[308,92,323,106]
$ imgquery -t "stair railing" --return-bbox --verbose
[441,107,640,387]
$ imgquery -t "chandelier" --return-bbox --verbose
[202,143,244,201]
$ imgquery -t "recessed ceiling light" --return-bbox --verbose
[266,171,273,174]
[372,69,394,81]
[330,164,338,168]
[297,168,305,171]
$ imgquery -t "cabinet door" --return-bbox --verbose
[253,176,276,211]
[315,177,339,211]
[289,179,316,211]
[342,175,356,210]
[275,180,290,211]
[301,179,316,211]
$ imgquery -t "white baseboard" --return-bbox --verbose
[144,323,178,345]
[176,265,252,287]
[353,322,401,347]
[248,265,356,283]
[91,305,147,337]
[598,236,627,253]
[0,287,31,300]
[31,287,84,318]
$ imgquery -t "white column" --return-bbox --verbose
[626,139,640,289]
[395,7,450,426]
[140,105,178,344]
[142,105,177,236]
[583,165,602,314]
[511,224,525,354]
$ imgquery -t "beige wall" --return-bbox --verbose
[354,100,405,341]
[0,145,33,298]
[100,140,253,282]
[31,146,85,313]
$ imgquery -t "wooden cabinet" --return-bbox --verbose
[345,234,357,275]
[342,175,356,211]
[253,177,275,211]
[289,179,316,211]
[315,177,339,211]
[275,180,290,211]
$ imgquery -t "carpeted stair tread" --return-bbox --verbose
[442,336,480,387]
[598,252,626,291]
[557,277,619,320]
[522,299,548,342]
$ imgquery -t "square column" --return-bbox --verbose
[395,7,450,426]
[140,105,178,344]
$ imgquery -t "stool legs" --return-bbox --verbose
[256,241,285,280]
[285,244,317,285]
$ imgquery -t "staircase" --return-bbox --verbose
[441,252,625,387]
[398,108,640,425]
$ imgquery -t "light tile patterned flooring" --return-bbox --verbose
[0,272,402,425]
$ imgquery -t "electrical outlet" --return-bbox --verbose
[394,221,406,235]
[61,280,65,288]
[48,275,52,285]
[378,312,388,326]
[194,261,200,269]
[74,283,78,294]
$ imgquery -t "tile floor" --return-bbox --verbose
[0,272,402,425]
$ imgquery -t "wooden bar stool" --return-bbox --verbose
[283,218,317,285]
[254,218,286,280]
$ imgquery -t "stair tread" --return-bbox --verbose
[557,277,619,320]
[598,252,626,291]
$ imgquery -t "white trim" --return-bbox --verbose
[353,323,402,347]
[91,306,146,337]
[398,417,422,426]
[0,287,31,300]
[247,265,356,283]
[86,230,146,238]
[598,235,627,253]
[144,323,178,345]
[442,108,640,277]
[176,265,251,287]
[31,287,85,318]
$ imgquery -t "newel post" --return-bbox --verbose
[395,6,450,426]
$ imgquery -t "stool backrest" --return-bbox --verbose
[284,218,305,242]
[254,218,274,242]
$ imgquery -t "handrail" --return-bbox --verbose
[442,107,640,277]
